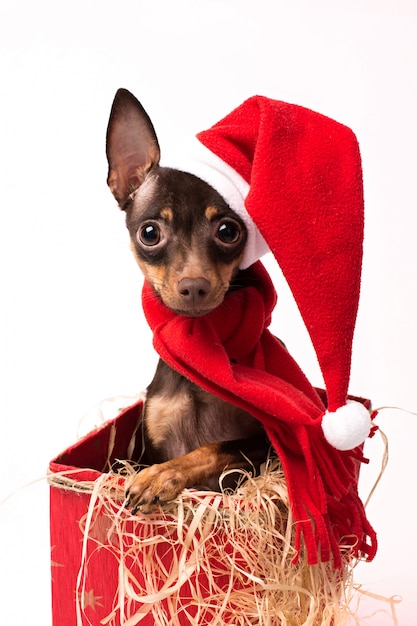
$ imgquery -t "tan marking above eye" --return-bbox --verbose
[205,206,219,221]
[160,207,173,221]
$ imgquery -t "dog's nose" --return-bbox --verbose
[177,278,211,306]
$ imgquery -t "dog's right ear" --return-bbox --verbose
[106,89,161,207]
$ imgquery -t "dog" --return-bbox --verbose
[106,89,270,514]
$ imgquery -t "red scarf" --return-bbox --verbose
[142,262,376,567]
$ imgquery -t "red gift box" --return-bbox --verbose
[49,400,260,626]
[49,395,372,626]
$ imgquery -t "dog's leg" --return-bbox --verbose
[126,437,268,514]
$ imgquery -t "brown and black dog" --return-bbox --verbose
[106,89,270,514]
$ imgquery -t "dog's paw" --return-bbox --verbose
[126,463,186,514]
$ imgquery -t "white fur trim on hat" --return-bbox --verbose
[161,138,270,269]
[321,400,372,451]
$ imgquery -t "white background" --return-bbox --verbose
[1,1,416,624]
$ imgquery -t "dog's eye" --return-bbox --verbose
[138,222,162,246]
[216,220,242,245]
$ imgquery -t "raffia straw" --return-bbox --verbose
[63,457,347,626]
[47,428,396,626]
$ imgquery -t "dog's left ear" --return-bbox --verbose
[106,88,161,207]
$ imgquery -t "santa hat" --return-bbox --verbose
[161,95,372,453]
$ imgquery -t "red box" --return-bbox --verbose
[49,401,257,625]
[49,396,371,625]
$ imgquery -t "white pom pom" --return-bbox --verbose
[321,400,372,451]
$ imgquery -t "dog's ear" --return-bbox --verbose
[106,89,161,207]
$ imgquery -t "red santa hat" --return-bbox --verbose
[161,95,372,452]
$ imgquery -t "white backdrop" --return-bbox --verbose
[1,1,416,624]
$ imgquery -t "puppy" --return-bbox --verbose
[106,89,269,514]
